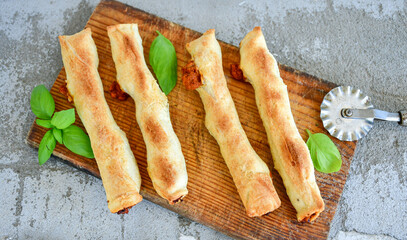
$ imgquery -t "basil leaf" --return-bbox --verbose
[36,119,52,128]
[53,128,63,144]
[62,125,94,158]
[51,108,75,129]
[149,31,178,95]
[38,130,56,165]
[306,129,342,173]
[30,85,55,119]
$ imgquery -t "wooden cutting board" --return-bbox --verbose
[26,1,356,239]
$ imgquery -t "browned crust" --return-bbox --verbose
[107,24,188,205]
[186,29,281,217]
[239,26,324,222]
[59,28,143,214]
[153,156,177,187]
[147,155,189,204]
[121,34,148,92]
[215,112,233,132]
[245,173,281,217]
[110,190,143,214]
[107,25,149,93]
[145,116,169,145]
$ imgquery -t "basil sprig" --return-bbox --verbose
[36,119,52,128]
[306,129,342,173]
[30,85,55,119]
[30,85,94,165]
[149,31,178,95]
[38,130,56,165]
[52,128,63,144]
[51,109,75,129]
[63,125,94,158]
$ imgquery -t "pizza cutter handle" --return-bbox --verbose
[342,108,407,126]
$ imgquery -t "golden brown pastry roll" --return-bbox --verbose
[239,27,324,222]
[107,24,188,204]
[183,29,281,217]
[59,28,142,213]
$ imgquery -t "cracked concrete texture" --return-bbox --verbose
[334,231,397,240]
[0,0,406,239]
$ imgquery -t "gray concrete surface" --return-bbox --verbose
[1,0,406,239]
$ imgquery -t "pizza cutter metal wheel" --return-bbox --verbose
[320,86,406,141]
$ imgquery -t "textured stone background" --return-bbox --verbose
[1,0,406,239]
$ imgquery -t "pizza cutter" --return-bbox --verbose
[320,86,406,141]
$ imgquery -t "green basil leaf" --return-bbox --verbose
[149,31,178,95]
[51,108,75,129]
[38,130,56,165]
[36,119,52,128]
[53,128,63,144]
[62,125,94,158]
[306,129,342,173]
[30,85,55,119]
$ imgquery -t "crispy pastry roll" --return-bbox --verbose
[183,29,281,217]
[239,27,325,222]
[107,24,188,204]
[59,28,142,213]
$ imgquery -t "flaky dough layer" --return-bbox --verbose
[59,28,143,213]
[107,24,188,204]
[186,29,281,217]
[239,27,324,222]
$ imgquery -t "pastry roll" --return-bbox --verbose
[239,27,324,222]
[59,28,142,213]
[183,29,281,217]
[107,24,188,204]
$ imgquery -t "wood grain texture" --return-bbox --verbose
[26,1,356,239]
